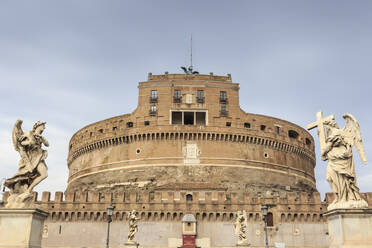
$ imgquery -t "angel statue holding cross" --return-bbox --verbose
[307,112,368,210]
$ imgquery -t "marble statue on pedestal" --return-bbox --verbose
[308,112,368,210]
[127,210,140,244]
[234,210,249,246]
[4,120,49,208]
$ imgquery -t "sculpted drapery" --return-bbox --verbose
[127,210,140,243]
[308,113,368,210]
[234,210,248,245]
[4,120,49,208]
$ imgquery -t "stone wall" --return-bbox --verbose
[4,191,371,247]
[41,221,329,248]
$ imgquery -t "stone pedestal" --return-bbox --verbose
[0,208,48,248]
[236,244,250,247]
[324,208,372,248]
[124,241,139,248]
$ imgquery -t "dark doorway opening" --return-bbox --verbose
[184,112,194,125]
[172,112,182,124]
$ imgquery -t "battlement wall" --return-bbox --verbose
[4,191,371,223]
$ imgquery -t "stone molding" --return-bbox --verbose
[323,208,372,217]
[68,130,315,167]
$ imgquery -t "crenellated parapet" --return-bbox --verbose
[5,191,370,223]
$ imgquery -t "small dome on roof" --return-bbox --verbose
[182,214,196,222]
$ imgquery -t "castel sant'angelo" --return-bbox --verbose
[5,71,372,248]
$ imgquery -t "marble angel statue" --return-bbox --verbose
[4,120,49,208]
[127,210,140,243]
[234,210,249,246]
[307,112,368,210]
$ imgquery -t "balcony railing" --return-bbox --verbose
[149,110,157,116]
[150,97,158,103]
[197,97,205,103]
[220,98,228,104]
[173,96,182,103]
[220,110,229,117]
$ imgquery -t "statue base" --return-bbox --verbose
[236,242,250,247]
[0,208,48,248]
[327,199,368,211]
[324,208,372,247]
[125,241,139,248]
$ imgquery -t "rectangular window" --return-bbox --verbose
[184,112,194,125]
[174,89,181,103]
[150,90,158,103]
[149,105,157,115]
[174,90,181,98]
[171,111,206,126]
[171,112,182,124]
[144,121,150,126]
[226,122,231,127]
[197,90,204,103]
[220,91,227,103]
[244,122,251,128]
[151,90,157,98]
[196,112,206,125]
[275,126,280,134]
[220,105,228,116]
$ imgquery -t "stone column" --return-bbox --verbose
[324,208,372,248]
[0,208,49,248]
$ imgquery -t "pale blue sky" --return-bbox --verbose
[1,1,371,199]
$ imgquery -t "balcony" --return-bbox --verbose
[149,110,157,116]
[220,110,229,117]
[219,98,228,104]
[150,97,158,103]
[196,97,205,103]
[173,96,182,103]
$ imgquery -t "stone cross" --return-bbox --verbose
[307,111,334,153]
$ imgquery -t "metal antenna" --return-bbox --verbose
[180,35,199,74]
[190,34,193,68]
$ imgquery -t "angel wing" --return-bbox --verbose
[343,113,367,164]
[180,66,188,73]
[12,119,24,152]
